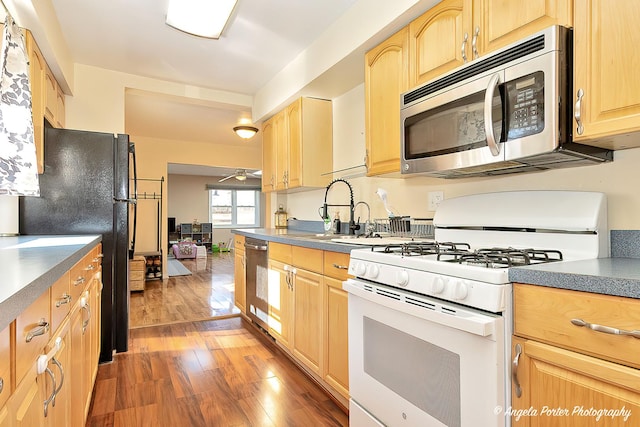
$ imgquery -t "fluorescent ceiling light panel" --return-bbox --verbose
[166,0,238,39]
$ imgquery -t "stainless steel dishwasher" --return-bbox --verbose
[244,237,269,330]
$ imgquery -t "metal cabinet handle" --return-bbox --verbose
[73,276,86,287]
[0,377,3,394]
[51,356,65,406]
[332,263,349,270]
[484,73,501,156]
[512,343,522,398]
[574,89,584,135]
[55,293,72,308]
[43,367,56,417]
[472,26,480,59]
[26,319,50,343]
[461,32,468,63]
[571,318,640,339]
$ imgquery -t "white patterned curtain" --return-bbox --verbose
[0,14,39,196]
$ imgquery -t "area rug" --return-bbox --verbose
[167,258,192,277]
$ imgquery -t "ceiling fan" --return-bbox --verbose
[218,169,261,182]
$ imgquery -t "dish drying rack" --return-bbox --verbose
[372,217,434,238]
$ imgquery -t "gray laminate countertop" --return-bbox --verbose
[231,228,368,254]
[509,257,640,299]
[0,235,102,331]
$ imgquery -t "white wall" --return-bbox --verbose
[284,86,640,231]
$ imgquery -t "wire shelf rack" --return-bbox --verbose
[372,217,434,238]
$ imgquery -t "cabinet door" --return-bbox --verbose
[69,296,88,427]
[274,111,288,191]
[324,276,349,400]
[44,67,57,127]
[267,260,293,349]
[573,0,640,147]
[47,324,71,427]
[261,117,276,192]
[365,27,409,176]
[0,324,10,409]
[511,338,640,426]
[472,0,572,57]
[55,85,65,128]
[234,248,246,313]
[286,99,302,189]
[26,31,46,174]
[409,0,472,87]
[9,364,45,427]
[292,268,323,375]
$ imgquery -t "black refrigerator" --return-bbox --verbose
[19,126,137,363]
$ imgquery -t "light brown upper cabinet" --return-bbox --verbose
[472,0,572,58]
[409,0,472,88]
[573,0,640,149]
[25,31,46,174]
[261,97,332,192]
[409,0,572,89]
[25,30,66,174]
[261,117,276,193]
[365,27,409,176]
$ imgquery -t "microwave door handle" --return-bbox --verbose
[484,73,501,156]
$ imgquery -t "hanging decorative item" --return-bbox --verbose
[0,14,39,196]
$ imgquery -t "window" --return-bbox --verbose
[210,189,260,227]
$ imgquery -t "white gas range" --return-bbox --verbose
[344,191,608,427]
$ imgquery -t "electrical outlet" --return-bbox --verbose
[428,191,444,211]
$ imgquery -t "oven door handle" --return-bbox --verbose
[343,279,497,337]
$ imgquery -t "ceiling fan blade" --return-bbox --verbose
[218,175,235,182]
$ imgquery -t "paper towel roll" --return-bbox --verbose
[0,195,19,235]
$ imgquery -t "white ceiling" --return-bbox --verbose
[45,0,362,176]
[50,0,359,95]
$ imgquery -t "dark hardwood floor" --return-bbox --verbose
[88,253,348,426]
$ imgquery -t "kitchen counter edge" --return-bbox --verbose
[231,228,362,254]
[0,234,103,331]
[509,257,640,299]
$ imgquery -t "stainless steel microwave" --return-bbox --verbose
[400,26,612,178]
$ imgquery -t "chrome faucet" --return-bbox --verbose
[354,201,374,237]
[322,178,357,235]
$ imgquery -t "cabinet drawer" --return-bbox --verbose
[269,242,292,264]
[50,271,71,334]
[16,289,50,384]
[0,324,11,408]
[292,246,323,273]
[69,252,94,301]
[323,251,350,280]
[514,284,640,369]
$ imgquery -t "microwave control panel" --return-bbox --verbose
[506,71,544,139]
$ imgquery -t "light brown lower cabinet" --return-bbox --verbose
[1,243,102,427]
[512,283,640,426]
[511,337,640,427]
[266,246,350,404]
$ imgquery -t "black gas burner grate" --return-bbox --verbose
[373,242,563,268]
[439,247,563,268]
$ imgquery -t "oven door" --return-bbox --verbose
[344,278,506,427]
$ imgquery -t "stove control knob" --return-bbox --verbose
[395,270,409,287]
[367,264,380,279]
[454,281,469,300]
[432,277,446,294]
[353,262,366,277]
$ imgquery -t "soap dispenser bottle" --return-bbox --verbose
[333,211,341,234]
